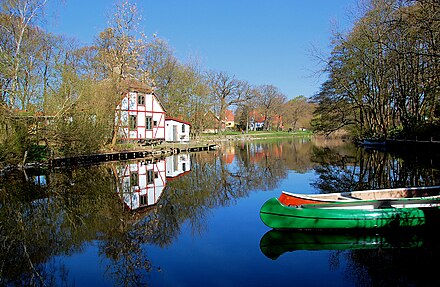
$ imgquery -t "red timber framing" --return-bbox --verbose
[116,79,166,142]
[118,159,167,210]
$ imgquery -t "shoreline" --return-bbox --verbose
[1,132,315,173]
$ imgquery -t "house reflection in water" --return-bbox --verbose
[166,154,191,179]
[116,154,191,211]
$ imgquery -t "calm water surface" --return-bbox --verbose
[1,137,440,286]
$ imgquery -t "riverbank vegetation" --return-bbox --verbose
[312,0,440,141]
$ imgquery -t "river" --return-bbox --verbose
[1,137,440,286]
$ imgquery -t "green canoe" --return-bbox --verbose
[259,197,440,230]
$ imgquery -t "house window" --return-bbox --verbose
[146,116,152,130]
[138,94,145,105]
[140,194,148,206]
[147,170,157,184]
[130,172,138,186]
[153,120,158,127]
[182,124,185,133]
[129,115,137,130]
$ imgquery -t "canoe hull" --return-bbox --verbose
[260,197,440,230]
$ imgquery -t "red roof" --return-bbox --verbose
[225,110,234,121]
[165,117,192,126]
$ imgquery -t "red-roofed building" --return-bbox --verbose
[249,110,265,131]
[115,80,192,143]
[202,109,236,133]
[248,110,283,131]
[165,117,191,142]
[224,110,235,129]
[115,81,166,143]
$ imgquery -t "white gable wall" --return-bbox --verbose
[165,119,190,142]
[116,91,166,141]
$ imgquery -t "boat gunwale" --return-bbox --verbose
[281,185,440,202]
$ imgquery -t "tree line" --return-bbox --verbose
[5,0,433,165]
[312,0,440,141]
[0,0,314,165]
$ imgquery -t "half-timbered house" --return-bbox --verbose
[116,80,166,144]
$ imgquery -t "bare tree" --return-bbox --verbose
[0,0,49,108]
[207,70,248,132]
[284,96,314,131]
[313,0,440,139]
[94,0,148,146]
[234,81,255,133]
[254,84,286,130]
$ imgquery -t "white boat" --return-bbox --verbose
[278,186,440,206]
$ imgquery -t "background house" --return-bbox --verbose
[247,110,283,131]
[202,111,220,133]
[224,110,235,129]
[165,118,191,142]
[203,109,236,133]
[249,111,265,131]
[116,80,166,142]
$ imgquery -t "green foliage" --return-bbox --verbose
[390,121,440,141]
[27,144,47,162]
[0,120,29,165]
[313,0,440,140]
[52,109,111,157]
[311,80,355,135]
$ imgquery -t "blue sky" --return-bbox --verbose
[46,0,357,100]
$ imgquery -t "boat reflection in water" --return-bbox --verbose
[115,153,191,211]
[260,228,440,260]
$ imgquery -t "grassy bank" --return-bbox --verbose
[198,130,312,141]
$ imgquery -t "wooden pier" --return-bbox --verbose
[49,144,218,168]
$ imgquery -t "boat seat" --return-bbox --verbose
[338,195,360,200]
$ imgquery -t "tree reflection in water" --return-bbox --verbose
[311,141,440,193]
[1,138,440,286]
[0,166,127,286]
[311,139,440,287]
